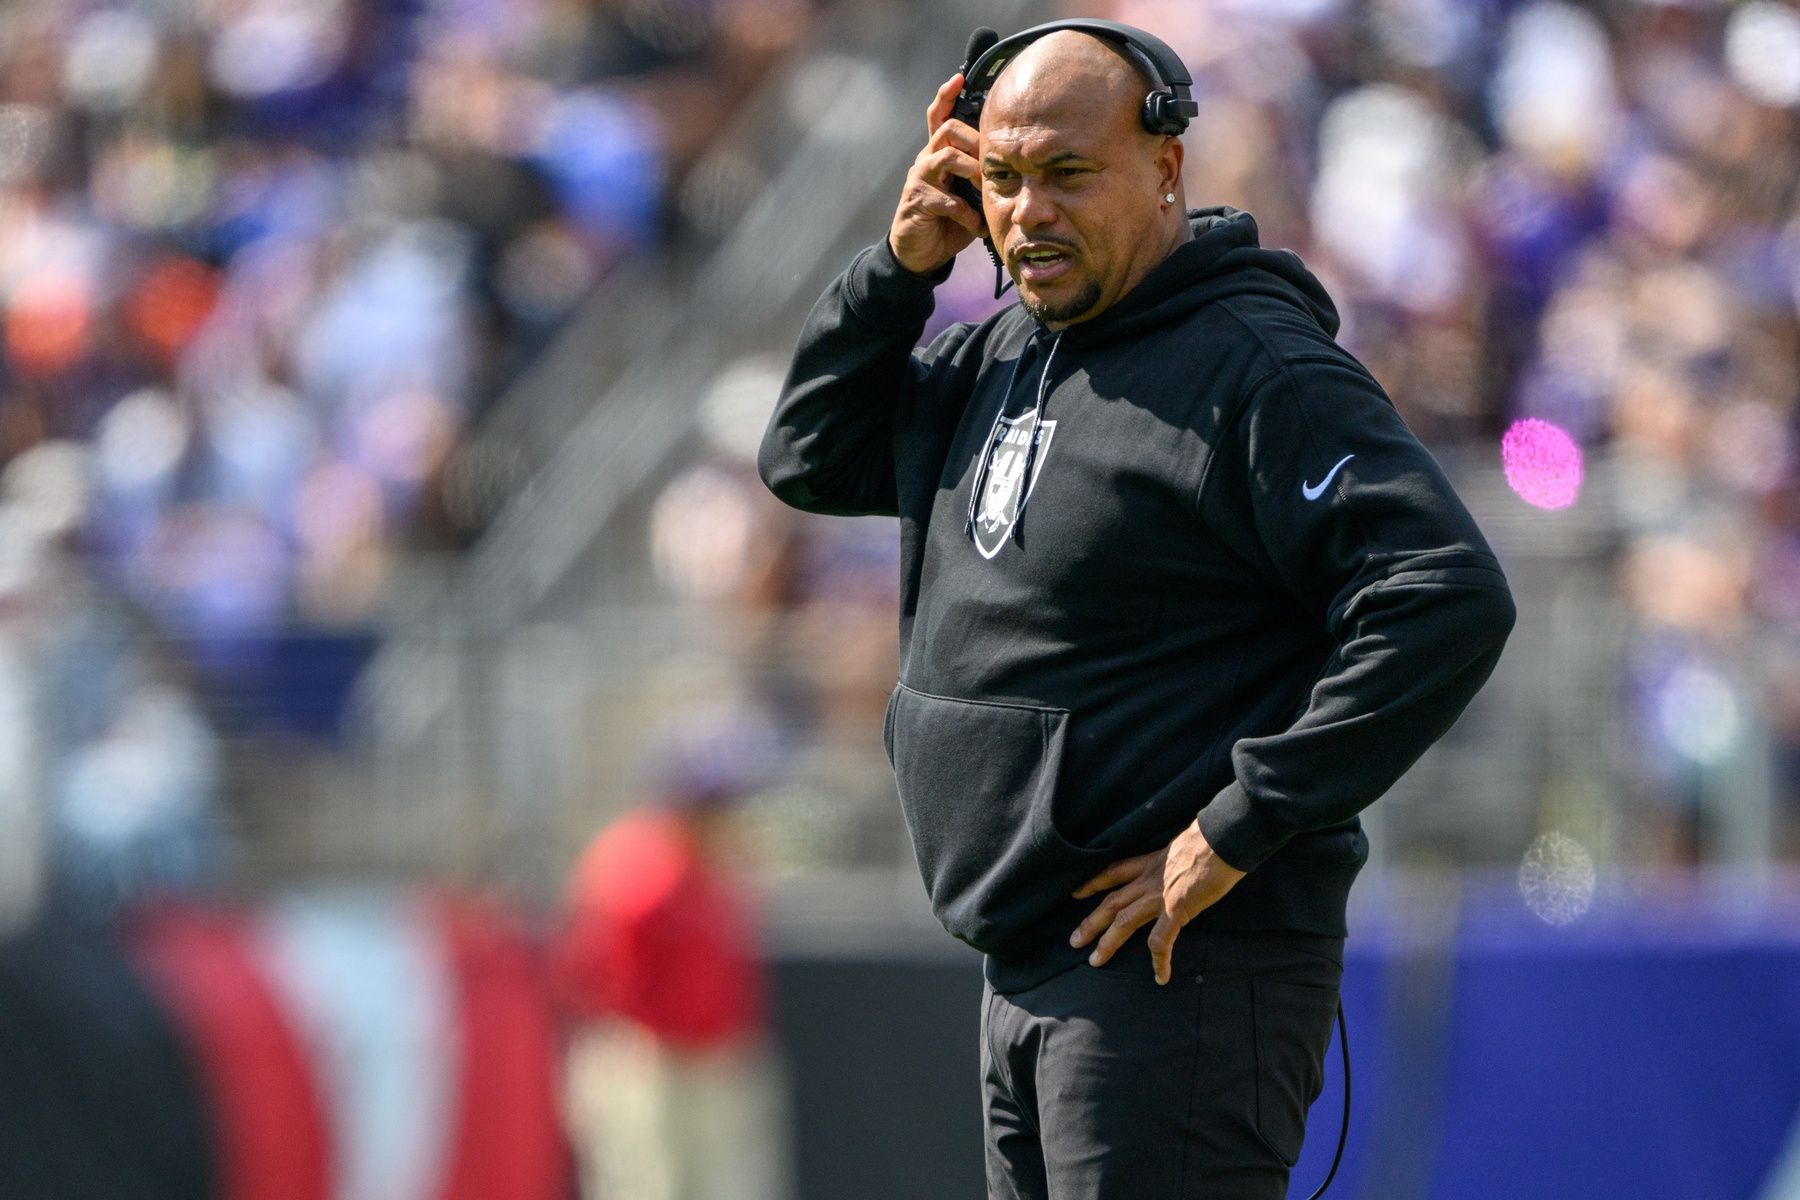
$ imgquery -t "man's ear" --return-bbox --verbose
[1157,136,1185,199]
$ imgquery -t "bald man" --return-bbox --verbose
[759,23,1514,1200]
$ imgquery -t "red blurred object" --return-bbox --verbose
[127,905,333,1200]
[557,808,764,1047]
[6,269,92,376]
[127,257,220,359]
[433,896,574,1200]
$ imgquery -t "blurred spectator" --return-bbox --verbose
[556,707,790,1200]
[0,504,229,923]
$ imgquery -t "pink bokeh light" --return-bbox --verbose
[1501,418,1583,510]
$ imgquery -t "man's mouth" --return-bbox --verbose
[1014,243,1075,284]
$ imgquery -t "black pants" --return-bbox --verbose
[981,930,1344,1200]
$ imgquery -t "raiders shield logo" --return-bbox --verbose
[971,406,1057,559]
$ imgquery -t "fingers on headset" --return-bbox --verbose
[927,73,962,133]
[911,179,971,217]
[922,145,978,184]
[928,116,979,156]
[918,190,981,234]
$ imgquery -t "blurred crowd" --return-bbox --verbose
[0,0,824,925]
[651,0,1800,871]
[0,0,1788,917]
[0,0,818,638]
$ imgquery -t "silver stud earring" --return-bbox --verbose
[1163,192,1176,204]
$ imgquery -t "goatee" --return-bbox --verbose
[1022,278,1103,326]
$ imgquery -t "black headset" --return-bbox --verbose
[951,19,1199,137]
[944,20,1200,296]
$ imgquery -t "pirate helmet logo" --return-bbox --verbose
[978,444,1027,533]
[971,408,1055,559]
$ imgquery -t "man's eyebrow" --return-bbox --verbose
[981,149,1095,168]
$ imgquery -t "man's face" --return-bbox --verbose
[979,67,1173,329]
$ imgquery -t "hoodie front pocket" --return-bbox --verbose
[888,682,1110,954]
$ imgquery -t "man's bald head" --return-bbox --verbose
[980,30,1161,144]
[972,29,1191,329]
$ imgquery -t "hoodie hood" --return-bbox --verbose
[1051,205,1339,346]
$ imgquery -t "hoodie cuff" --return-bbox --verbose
[1196,780,1296,874]
[842,239,956,328]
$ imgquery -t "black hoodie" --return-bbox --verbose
[760,207,1516,991]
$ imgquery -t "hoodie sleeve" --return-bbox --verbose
[758,239,974,517]
[1194,351,1517,873]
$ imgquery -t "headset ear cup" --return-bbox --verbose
[973,20,1195,137]
[1141,92,1187,136]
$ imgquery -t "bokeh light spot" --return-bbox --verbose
[127,258,220,359]
[1501,417,1583,509]
[1519,832,1597,926]
[6,270,93,377]
[1656,660,1743,766]
[1726,2,1800,107]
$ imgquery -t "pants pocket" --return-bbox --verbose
[1250,978,1341,1167]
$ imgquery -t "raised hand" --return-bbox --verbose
[887,73,986,275]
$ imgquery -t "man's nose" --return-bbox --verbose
[1013,179,1059,230]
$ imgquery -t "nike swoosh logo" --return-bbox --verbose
[1301,453,1355,501]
